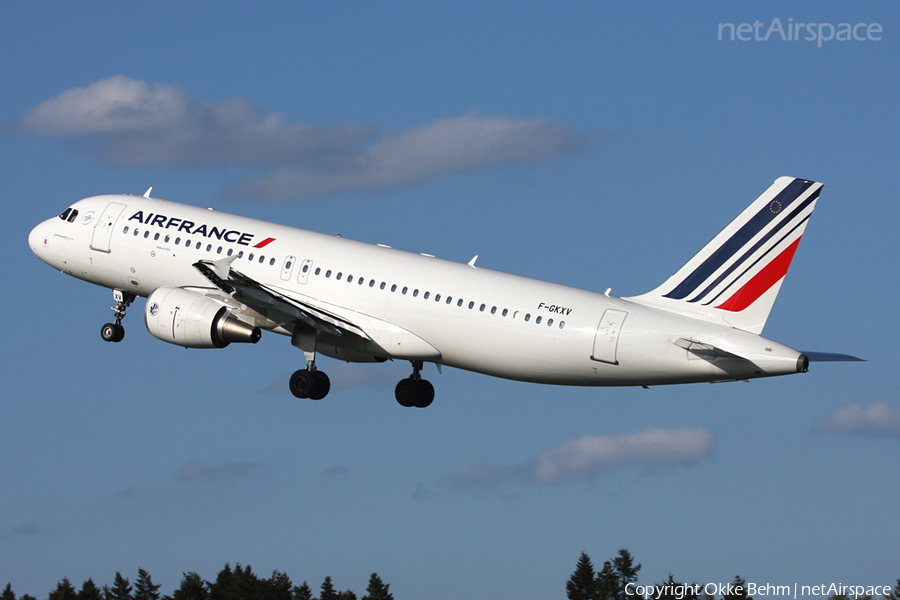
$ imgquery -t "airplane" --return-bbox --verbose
[28,176,860,408]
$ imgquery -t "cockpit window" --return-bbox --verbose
[59,208,72,221]
[67,209,78,223]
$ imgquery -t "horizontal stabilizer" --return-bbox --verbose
[801,351,865,362]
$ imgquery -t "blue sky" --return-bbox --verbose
[2,2,898,599]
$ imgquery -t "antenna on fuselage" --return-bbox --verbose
[143,187,153,198]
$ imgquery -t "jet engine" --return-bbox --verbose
[145,286,261,349]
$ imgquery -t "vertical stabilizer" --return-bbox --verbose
[626,176,822,334]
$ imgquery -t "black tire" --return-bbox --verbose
[309,371,331,400]
[289,369,314,399]
[101,323,119,342]
[113,324,125,342]
[395,379,417,407]
[414,380,434,408]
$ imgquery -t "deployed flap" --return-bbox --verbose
[193,260,367,340]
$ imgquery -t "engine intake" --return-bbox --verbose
[145,286,261,349]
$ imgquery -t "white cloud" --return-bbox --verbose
[175,460,263,483]
[814,402,900,437]
[10,75,588,201]
[444,427,715,490]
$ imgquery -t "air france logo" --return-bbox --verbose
[128,211,276,248]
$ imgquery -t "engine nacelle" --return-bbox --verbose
[145,286,261,349]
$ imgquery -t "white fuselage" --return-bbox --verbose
[29,194,806,387]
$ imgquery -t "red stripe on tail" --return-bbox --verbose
[715,237,802,312]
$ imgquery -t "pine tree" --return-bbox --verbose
[885,581,900,600]
[266,571,293,600]
[612,549,641,600]
[171,573,209,600]
[49,578,77,600]
[723,577,751,600]
[361,574,393,600]
[109,573,133,600]
[596,561,618,600]
[319,577,338,600]
[134,570,161,600]
[78,579,103,600]
[1,583,15,600]
[567,552,597,600]
[291,582,314,600]
[337,593,356,600]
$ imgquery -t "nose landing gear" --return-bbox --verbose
[101,290,134,343]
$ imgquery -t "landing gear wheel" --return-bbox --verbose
[101,323,125,343]
[415,380,434,408]
[395,379,418,407]
[290,369,330,400]
[395,378,434,408]
[309,371,331,400]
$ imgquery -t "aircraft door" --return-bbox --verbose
[90,202,127,253]
[591,309,628,365]
[297,259,313,284]
[280,255,296,281]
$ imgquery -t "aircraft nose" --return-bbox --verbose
[28,221,49,256]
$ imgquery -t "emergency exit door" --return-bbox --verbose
[591,309,627,365]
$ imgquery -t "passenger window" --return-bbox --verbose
[154,233,160,241]
[144,231,150,238]
[67,210,78,223]
[548,318,553,327]
[227,248,233,256]
[207,244,212,252]
[380,282,386,290]
[166,236,171,243]
[249,253,255,261]
[185,239,191,246]
[478,303,483,311]
[259,256,265,264]
[123,226,129,234]
[238,251,244,258]
[336,272,342,280]
[502,309,508,317]
[524,314,530,322]
[348,275,354,283]
[134,229,139,236]
[217,246,222,254]
[391,284,397,292]
[175,237,181,244]
[195,242,201,249]
[413,289,419,297]
[302,264,309,273]
[459,299,465,307]
[358,278,364,286]
[314,267,320,275]
[269,258,275,265]
[402,287,408,295]
[491,306,497,314]
[536,316,542,324]
[559,321,565,329]
[435,294,441,302]
[326,270,332,278]
[424,292,430,299]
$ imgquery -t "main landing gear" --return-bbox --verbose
[289,323,331,400]
[395,360,434,408]
[101,290,135,343]
[289,367,331,400]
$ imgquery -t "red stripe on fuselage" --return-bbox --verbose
[715,237,802,312]
[253,237,276,248]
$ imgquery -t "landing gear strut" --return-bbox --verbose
[101,289,134,343]
[395,360,434,408]
[289,323,330,400]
